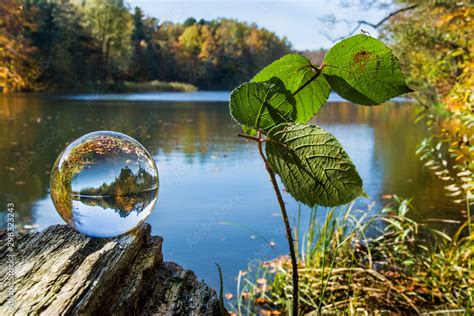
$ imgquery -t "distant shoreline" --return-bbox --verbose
[1,80,198,95]
[111,80,198,93]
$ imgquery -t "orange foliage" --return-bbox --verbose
[0,0,39,92]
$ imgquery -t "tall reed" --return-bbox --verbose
[232,197,472,314]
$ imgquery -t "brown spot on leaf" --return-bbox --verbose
[354,51,371,70]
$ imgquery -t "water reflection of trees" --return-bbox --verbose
[77,166,158,196]
[74,165,158,217]
[74,189,157,218]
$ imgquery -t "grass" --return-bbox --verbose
[115,80,198,92]
[231,197,473,315]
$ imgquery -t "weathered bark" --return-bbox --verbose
[0,224,220,316]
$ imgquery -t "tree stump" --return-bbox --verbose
[0,224,221,315]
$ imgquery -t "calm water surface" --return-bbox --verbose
[0,92,460,293]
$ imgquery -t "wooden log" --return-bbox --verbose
[0,224,221,315]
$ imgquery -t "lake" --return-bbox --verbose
[0,92,460,294]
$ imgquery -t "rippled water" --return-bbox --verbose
[0,92,460,292]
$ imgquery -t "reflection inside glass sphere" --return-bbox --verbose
[50,131,159,237]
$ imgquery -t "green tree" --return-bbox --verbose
[129,6,159,81]
[82,0,132,79]
[183,17,196,27]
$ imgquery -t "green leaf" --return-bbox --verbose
[252,54,331,123]
[229,78,295,133]
[266,123,363,207]
[229,77,296,131]
[322,34,412,105]
[241,125,258,137]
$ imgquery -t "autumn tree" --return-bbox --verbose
[0,0,39,92]
[386,1,473,206]
[157,18,291,89]
[26,0,102,90]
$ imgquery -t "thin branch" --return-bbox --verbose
[256,131,299,315]
[359,4,418,29]
[324,4,418,43]
[237,133,261,142]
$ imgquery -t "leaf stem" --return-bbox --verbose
[237,133,262,142]
[291,64,324,97]
[255,130,299,315]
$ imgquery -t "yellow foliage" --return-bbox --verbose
[388,1,473,203]
[0,0,38,92]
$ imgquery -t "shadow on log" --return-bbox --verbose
[0,224,221,315]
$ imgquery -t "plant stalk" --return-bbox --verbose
[256,132,299,316]
[291,64,323,97]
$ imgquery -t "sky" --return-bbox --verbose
[126,0,392,50]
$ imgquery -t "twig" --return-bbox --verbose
[324,4,418,42]
[256,130,299,315]
[237,133,262,142]
[357,4,418,29]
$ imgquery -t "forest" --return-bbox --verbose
[0,0,293,92]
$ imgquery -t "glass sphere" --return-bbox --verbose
[50,131,159,237]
